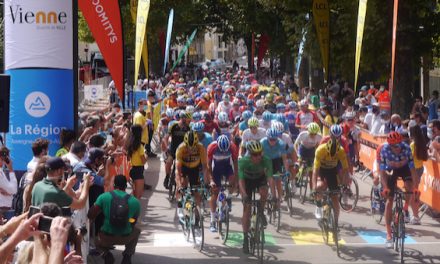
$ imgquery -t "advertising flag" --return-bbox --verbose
[354,0,368,93]
[163,9,174,75]
[257,34,269,69]
[130,0,149,78]
[390,0,399,98]
[79,0,124,101]
[170,29,197,72]
[312,0,330,82]
[296,30,307,77]
[134,0,151,86]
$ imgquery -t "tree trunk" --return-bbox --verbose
[243,35,253,73]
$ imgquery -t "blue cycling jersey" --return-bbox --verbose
[239,121,248,132]
[260,138,287,160]
[200,132,213,149]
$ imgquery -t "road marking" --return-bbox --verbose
[290,231,346,245]
[225,232,276,247]
[153,233,192,247]
[356,230,416,244]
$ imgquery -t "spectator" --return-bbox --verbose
[428,120,440,159]
[127,125,148,199]
[23,157,49,213]
[428,91,440,121]
[133,100,149,155]
[31,157,92,210]
[0,146,17,223]
[88,175,141,264]
[27,138,49,173]
[78,115,101,143]
[63,141,87,168]
[364,103,379,130]
[88,134,106,149]
[390,114,403,132]
[411,96,424,114]
[56,129,76,157]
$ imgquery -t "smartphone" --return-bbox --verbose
[61,207,72,217]
[28,206,40,218]
[38,216,53,233]
[75,172,85,182]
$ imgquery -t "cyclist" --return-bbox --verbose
[215,111,232,138]
[229,99,242,123]
[254,99,265,119]
[159,108,175,158]
[312,137,349,226]
[259,111,273,130]
[238,140,273,254]
[163,111,191,189]
[379,132,418,249]
[217,94,233,115]
[191,122,213,149]
[295,99,319,131]
[294,122,322,188]
[202,112,221,135]
[238,110,253,136]
[276,103,286,114]
[261,128,290,208]
[272,121,296,184]
[264,93,277,113]
[240,117,266,156]
[207,135,239,232]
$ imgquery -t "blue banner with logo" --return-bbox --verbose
[6,69,74,171]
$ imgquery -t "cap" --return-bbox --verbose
[45,157,67,171]
[86,148,105,163]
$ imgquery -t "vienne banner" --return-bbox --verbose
[130,0,149,77]
[163,9,174,75]
[4,0,74,171]
[354,0,368,93]
[134,0,151,85]
[5,69,74,170]
[312,0,330,82]
[79,0,124,101]
[390,0,399,98]
[171,29,197,72]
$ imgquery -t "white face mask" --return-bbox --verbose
[428,128,433,140]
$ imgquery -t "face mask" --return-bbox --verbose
[392,122,398,127]
[143,105,147,111]
[381,119,388,125]
[408,120,417,128]
[380,88,385,92]
[428,128,433,139]
[370,85,374,89]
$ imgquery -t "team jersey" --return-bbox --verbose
[295,131,322,149]
[379,142,415,171]
[207,142,239,169]
[242,127,266,146]
[280,133,294,153]
[202,120,220,134]
[295,111,319,131]
[320,136,349,153]
[176,142,207,169]
[239,121,248,132]
[218,122,232,137]
[259,120,272,130]
[229,109,242,123]
[217,102,232,115]
[260,138,287,159]
[313,144,349,170]
[199,132,213,149]
[238,155,273,180]
[168,123,190,153]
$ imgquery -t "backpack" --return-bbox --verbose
[109,191,130,228]
[12,173,27,216]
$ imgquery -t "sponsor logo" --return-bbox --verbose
[9,5,68,30]
[24,91,51,117]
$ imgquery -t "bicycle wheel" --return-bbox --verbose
[256,215,265,264]
[168,168,176,201]
[339,178,359,212]
[266,200,273,225]
[398,211,405,263]
[285,180,294,216]
[298,169,308,204]
[183,216,191,242]
[191,207,204,251]
[328,205,339,256]
[370,187,383,224]
[218,208,230,244]
[249,228,256,255]
[392,211,399,251]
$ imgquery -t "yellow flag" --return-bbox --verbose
[313,0,330,82]
[355,0,368,92]
[131,0,149,77]
[153,102,162,132]
[134,0,150,86]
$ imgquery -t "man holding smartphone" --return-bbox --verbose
[0,146,16,223]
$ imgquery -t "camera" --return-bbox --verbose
[0,150,9,164]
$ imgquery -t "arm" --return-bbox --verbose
[70,173,92,210]
[48,217,71,264]
[87,204,102,221]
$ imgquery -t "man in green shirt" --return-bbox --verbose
[238,140,273,254]
[88,175,141,264]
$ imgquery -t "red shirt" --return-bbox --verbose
[207,142,239,162]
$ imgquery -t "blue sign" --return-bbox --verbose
[5,69,74,171]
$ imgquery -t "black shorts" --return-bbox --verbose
[244,177,268,198]
[167,147,177,160]
[272,157,283,175]
[182,165,201,187]
[130,166,144,180]
[299,145,315,167]
[319,167,339,191]
[388,165,412,195]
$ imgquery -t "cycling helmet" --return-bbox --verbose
[247,117,259,128]
[233,98,241,106]
[271,121,285,134]
[191,122,205,132]
[218,112,229,123]
[179,110,192,120]
[186,105,195,113]
[222,94,230,102]
[262,111,273,122]
[177,96,186,103]
[330,124,343,138]
[242,110,252,121]
[184,131,199,147]
[275,113,286,124]
[266,128,280,139]
[256,99,265,108]
[387,131,402,145]
[288,101,297,109]
[186,98,194,105]
[246,140,263,154]
[307,122,320,135]
[192,111,202,121]
[247,99,254,106]
[174,109,181,120]
[266,93,274,102]
[326,139,340,156]
[166,108,174,118]
[299,99,308,107]
[344,111,356,120]
[276,103,286,110]
[217,135,230,152]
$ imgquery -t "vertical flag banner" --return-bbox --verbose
[4,0,74,170]
[163,9,174,75]
[257,34,269,69]
[296,30,307,77]
[312,0,330,82]
[390,0,399,98]
[130,0,148,78]
[354,0,368,93]
[134,0,151,85]
[171,29,197,72]
[251,33,255,72]
[79,0,124,101]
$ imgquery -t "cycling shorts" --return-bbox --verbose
[182,165,201,187]
[245,176,268,198]
[388,165,412,196]
[271,157,283,176]
[298,145,315,166]
[212,164,234,187]
[319,167,339,191]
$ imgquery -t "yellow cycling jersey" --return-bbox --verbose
[176,142,207,169]
[313,143,348,170]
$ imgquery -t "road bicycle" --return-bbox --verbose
[315,189,341,256]
[282,172,295,217]
[339,174,359,212]
[370,184,385,224]
[391,189,413,263]
[168,161,177,201]
[179,186,205,251]
[296,160,313,204]
[216,181,232,244]
[246,188,265,264]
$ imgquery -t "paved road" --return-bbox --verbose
[98,157,440,264]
